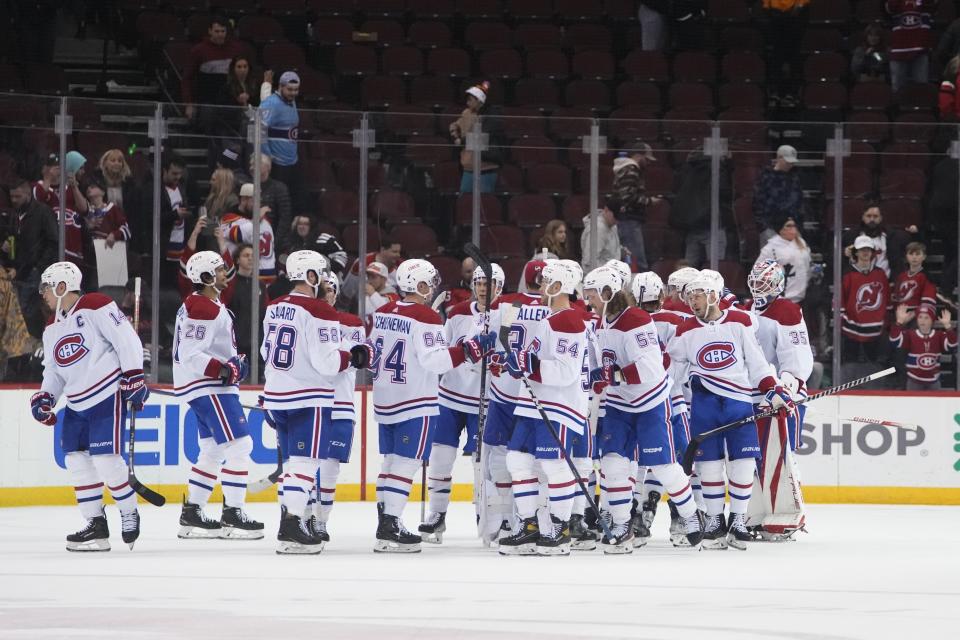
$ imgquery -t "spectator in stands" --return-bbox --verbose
[202,168,238,226]
[95,149,140,219]
[33,152,89,216]
[156,153,193,289]
[178,215,231,300]
[315,231,349,280]
[362,261,399,331]
[612,145,657,271]
[752,145,803,244]
[851,24,890,83]
[840,235,891,386]
[890,303,957,390]
[670,147,733,269]
[216,54,259,138]
[0,267,34,381]
[237,153,292,255]
[343,235,402,302]
[84,180,130,250]
[534,220,571,260]
[842,203,916,278]
[181,15,244,123]
[886,0,937,94]
[444,257,476,313]
[284,215,316,257]
[638,1,669,51]
[450,81,502,194]
[757,213,811,303]
[938,55,960,120]
[226,243,267,368]
[221,183,277,283]
[3,180,58,337]
[260,71,304,211]
[580,198,622,273]
[761,0,809,108]
[891,242,937,312]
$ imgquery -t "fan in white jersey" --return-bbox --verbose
[497,260,589,557]
[370,258,495,552]
[173,250,264,540]
[745,259,813,540]
[309,271,367,546]
[32,262,147,551]
[631,271,705,546]
[667,269,792,550]
[259,250,371,554]
[584,267,704,552]
[420,263,504,543]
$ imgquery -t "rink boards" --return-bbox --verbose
[1,386,958,506]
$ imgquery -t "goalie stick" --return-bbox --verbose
[680,367,897,475]
[127,277,166,507]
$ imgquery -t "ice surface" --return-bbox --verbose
[0,502,957,640]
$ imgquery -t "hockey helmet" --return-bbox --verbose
[186,251,225,285]
[583,266,623,301]
[396,258,440,295]
[39,261,82,295]
[631,271,665,304]
[605,259,632,286]
[747,259,786,310]
[322,271,339,301]
[472,262,505,293]
[667,266,700,295]
[540,260,579,297]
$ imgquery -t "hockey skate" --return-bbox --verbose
[418,512,446,544]
[178,500,222,539]
[701,513,728,550]
[495,519,514,543]
[536,515,571,556]
[66,511,110,552]
[498,516,539,556]
[120,509,140,550]
[569,514,597,551]
[374,515,422,553]
[668,501,688,547]
[308,516,331,544]
[601,521,634,554]
[682,513,703,549]
[726,513,751,551]
[277,507,324,554]
[220,505,265,540]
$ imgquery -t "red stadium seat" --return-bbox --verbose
[507,194,557,226]
[432,161,463,194]
[547,107,593,141]
[335,45,378,76]
[320,191,361,225]
[527,163,572,195]
[404,135,454,167]
[891,113,937,143]
[878,168,926,199]
[407,21,452,48]
[799,27,843,54]
[823,166,874,198]
[463,22,513,51]
[644,164,675,196]
[877,199,922,227]
[526,49,569,80]
[312,19,353,47]
[672,51,718,83]
[514,78,561,109]
[431,255,462,289]
[622,50,670,82]
[516,24,563,50]
[342,222,384,252]
[709,0,750,22]
[553,0,604,21]
[879,142,930,171]
[721,51,766,83]
[499,256,528,291]
[337,160,387,191]
[564,24,611,52]
[495,164,525,195]
[572,50,615,80]
[500,106,547,139]
[426,48,471,78]
[565,79,611,111]
[410,76,456,108]
[407,0,455,19]
[479,225,527,258]
[456,0,503,19]
[359,20,406,47]
[855,0,885,24]
[718,261,748,296]
[573,165,614,194]
[511,136,560,165]
[361,75,407,108]
[370,190,418,222]
[804,52,848,82]
[237,15,284,44]
[803,82,848,111]
[718,82,764,110]
[389,224,439,258]
[301,157,338,191]
[262,42,306,70]
[382,46,424,77]
[846,112,890,144]
[511,0,554,20]
[385,104,437,135]
[668,82,715,110]
[720,26,763,52]
[607,106,661,145]
[295,67,334,102]
[850,83,892,111]
[479,48,523,81]
[616,81,662,110]
[455,193,504,226]
[364,0,407,18]
[894,83,938,112]
[136,12,183,43]
[562,194,591,228]
[809,0,852,24]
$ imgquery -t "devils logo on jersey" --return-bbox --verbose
[54,334,89,367]
[696,342,737,370]
[855,282,884,313]
[895,279,918,303]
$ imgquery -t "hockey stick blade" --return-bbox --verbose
[248,447,284,494]
[129,474,166,506]
[680,367,896,475]
[843,417,919,430]
[127,408,166,506]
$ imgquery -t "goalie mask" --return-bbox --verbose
[747,259,786,311]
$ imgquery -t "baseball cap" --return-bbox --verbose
[367,261,389,278]
[916,304,936,319]
[239,183,255,197]
[777,145,798,163]
[278,71,300,86]
[43,153,60,167]
[853,235,876,250]
[219,146,240,170]
[524,259,546,287]
[628,142,656,162]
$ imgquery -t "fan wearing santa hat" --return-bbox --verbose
[449,81,500,193]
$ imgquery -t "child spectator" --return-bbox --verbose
[851,23,890,83]
[890,304,957,391]
[84,180,130,249]
[362,261,399,332]
[891,242,937,313]
[841,235,891,384]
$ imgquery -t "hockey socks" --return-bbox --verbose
[726,458,755,516]
[600,455,633,525]
[425,444,457,516]
[220,436,254,508]
[316,458,340,523]
[541,459,575,522]
[91,454,138,514]
[649,462,698,520]
[66,452,105,520]
[381,455,420,518]
[281,457,321,516]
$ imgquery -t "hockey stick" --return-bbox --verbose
[149,387,263,413]
[680,367,897,475]
[463,243,495,542]
[842,416,919,430]
[496,299,614,542]
[127,277,166,507]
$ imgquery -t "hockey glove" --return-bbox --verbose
[779,371,805,400]
[761,384,795,412]
[222,355,249,385]
[349,342,375,369]
[119,369,149,410]
[462,332,496,364]
[488,352,506,377]
[505,348,539,379]
[588,364,621,395]
[30,391,57,426]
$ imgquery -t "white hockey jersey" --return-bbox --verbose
[370,300,466,424]
[747,298,814,400]
[512,306,590,434]
[439,300,500,413]
[222,212,276,279]
[329,311,364,422]
[668,309,776,404]
[489,292,550,407]
[173,293,240,402]
[41,293,144,411]
[652,308,691,413]
[259,293,350,411]
[596,307,671,413]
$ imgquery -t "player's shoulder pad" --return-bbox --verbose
[652,310,684,326]
[722,309,753,327]
[184,294,222,320]
[73,292,114,312]
[548,308,588,333]
[274,294,339,321]
[674,316,703,338]
[446,300,475,319]
[762,298,803,326]
[390,301,443,325]
[612,307,653,332]
[337,311,364,327]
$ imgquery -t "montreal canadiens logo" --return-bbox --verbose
[697,342,737,370]
[54,334,89,366]
[856,282,884,313]
[917,355,939,369]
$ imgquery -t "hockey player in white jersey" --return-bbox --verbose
[631,271,704,546]
[259,250,370,554]
[310,271,366,545]
[497,260,589,556]
[745,259,813,540]
[420,263,504,543]
[584,267,703,552]
[667,269,792,549]
[173,251,264,540]
[663,266,699,314]
[32,262,148,551]
[370,259,494,552]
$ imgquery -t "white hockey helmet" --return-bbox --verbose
[396,258,440,295]
[558,259,584,285]
[631,271,665,304]
[605,259,631,285]
[685,269,724,306]
[472,262,505,289]
[185,251,225,285]
[540,260,579,297]
[747,259,785,309]
[583,266,623,301]
[322,271,339,301]
[39,261,82,295]
[667,266,700,295]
